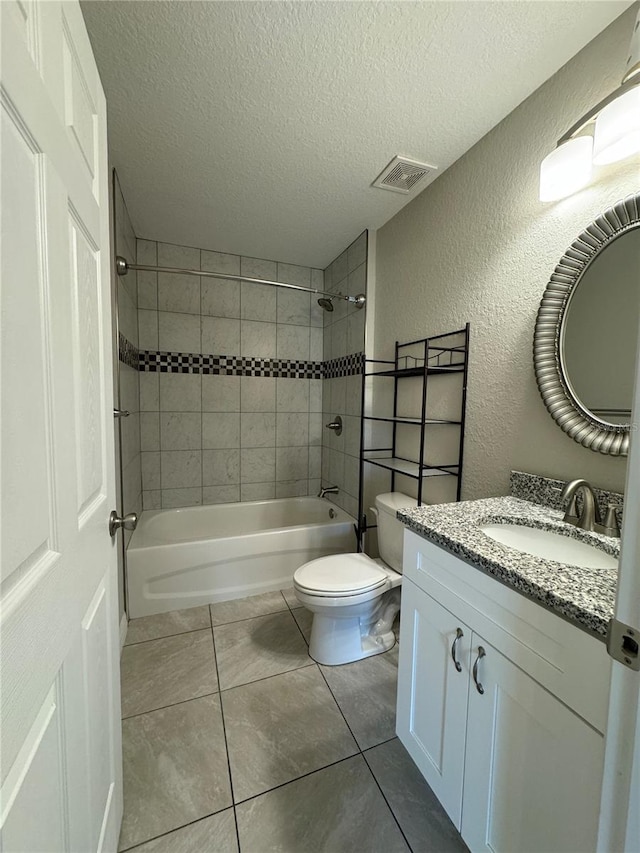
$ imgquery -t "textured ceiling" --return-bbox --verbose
[82,1,630,268]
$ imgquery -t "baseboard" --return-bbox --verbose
[119,612,128,652]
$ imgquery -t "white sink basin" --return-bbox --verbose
[479,523,617,570]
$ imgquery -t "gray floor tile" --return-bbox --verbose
[223,665,358,802]
[121,630,217,718]
[214,611,311,690]
[122,810,238,853]
[279,586,299,608]
[291,607,313,644]
[365,738,468,853]
[320,644,399,750]
[236,755,409,852]
[209,590,287,626]
[119,695,232,850]
[125,606,211,645]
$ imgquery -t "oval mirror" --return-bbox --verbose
[534,193,640,456]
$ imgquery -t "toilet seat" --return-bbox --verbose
[294,553,388,598]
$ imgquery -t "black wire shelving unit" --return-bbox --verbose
[356,324,470,551]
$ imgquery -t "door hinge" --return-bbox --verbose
[607,619,640,671]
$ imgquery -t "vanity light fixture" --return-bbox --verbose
[539,8,640,202]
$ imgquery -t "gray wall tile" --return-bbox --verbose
[140,412,160,451]
[241,413,276,448]
[276,413,308,447]
[161,450,202,488]
[201,279,241,319]
[201,249,240,274]
[241,482,276,501]
[277,324,309,360]
[201,316,240,355]
[160,412,202,450]
[241,377,276,412]
[241,448,276,483]
[276,447,308,481]
[277,378,309,413]
[158,311,202,353]
[240,282,277,322]
[160,373,201,412]
[241,320,277,358]
[136,238,157,265]
[158,272,201,315]
[157,241,199,269]
[162,488,202,508]
[202,375,240,412]
[203,449,240,486]
[277,289,310,326]
[141,451,161,490]
[203,485,240,504]
[138,309,159,350]
[138,271,158,310]
[140,373,159,411]
[202,413,240,449]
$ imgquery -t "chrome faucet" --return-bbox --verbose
[318,485,339,498]
[560,479,602,531]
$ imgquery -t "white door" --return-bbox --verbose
[0,1,121,851]
[462,635,605,853]
[396,578,470,826]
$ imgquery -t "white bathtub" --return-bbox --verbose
[126,497,357,617]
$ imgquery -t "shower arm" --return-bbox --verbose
[115,256,365,308]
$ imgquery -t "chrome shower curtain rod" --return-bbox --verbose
[115,256,365,308]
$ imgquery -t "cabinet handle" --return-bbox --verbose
[472,646,486,694]
[451,628,464,672]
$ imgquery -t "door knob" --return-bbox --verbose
[109,510,138,538]
[325,415,343,436]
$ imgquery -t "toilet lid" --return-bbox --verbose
[294,553,388,596]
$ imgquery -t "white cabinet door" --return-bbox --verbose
[396,577,471,827]
[461,635,605,853]
[0,1,121,850]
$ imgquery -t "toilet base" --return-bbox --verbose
[306,589,400,666]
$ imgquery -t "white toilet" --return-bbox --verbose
[293,492,417,665]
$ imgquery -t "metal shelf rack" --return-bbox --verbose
[357,324,470,549]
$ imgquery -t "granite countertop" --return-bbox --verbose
[397,496,620,638]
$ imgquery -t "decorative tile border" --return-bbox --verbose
[119,335,364,380]
[118,333,140,370]
[510,470,623,526]
[324,352,364,378]
[139,351,324,378]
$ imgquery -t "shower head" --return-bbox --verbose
[317,297,334,312]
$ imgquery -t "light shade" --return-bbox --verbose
[539,137,593,202]
[593,85,640,165]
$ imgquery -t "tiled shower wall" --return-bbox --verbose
[114,177,142,543]
[321,232,367,520]
[136,239,326,509]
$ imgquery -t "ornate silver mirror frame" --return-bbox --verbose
[533,192,640,457]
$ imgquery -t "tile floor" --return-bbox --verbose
[119,590,467,852]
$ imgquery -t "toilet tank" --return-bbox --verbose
[375,492,418,572]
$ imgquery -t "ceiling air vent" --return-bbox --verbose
[372,156,436,194]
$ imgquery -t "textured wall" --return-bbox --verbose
[374,7,639,501]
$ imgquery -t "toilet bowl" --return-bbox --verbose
[293,492,417,665]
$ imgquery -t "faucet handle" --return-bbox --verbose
[563,495,580,525]
[602,504,621,538]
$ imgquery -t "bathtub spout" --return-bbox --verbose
[318,485,339,498]
[371,588,401,637]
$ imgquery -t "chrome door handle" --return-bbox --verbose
[325,415,342,436]
[472,646,486,694]
[113,408,130,418]
[109,510,138,537]
[451,627,464,672]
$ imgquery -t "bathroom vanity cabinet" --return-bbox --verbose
[396,529,611,853]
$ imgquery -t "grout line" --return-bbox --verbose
[121,689,220,721]
[124,625,212,647]
[231,750,361,808]
[361,746,415,853]
[211,619,243,851]
[211,606,289,629]
[218,660,316,694]
[117,806,234,853]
